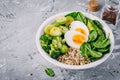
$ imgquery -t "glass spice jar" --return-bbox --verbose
[101,0,120,25]
[88,0,99,12]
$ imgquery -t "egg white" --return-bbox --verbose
[64,30,88,49]
[70,21,89,36]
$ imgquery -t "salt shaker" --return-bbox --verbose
[88,0,99,12]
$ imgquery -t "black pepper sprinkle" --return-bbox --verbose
[113,70,116,72]
[30,73,33,76]
[65,69,68,72]
[109,72,114,77]
[119,64,120,66]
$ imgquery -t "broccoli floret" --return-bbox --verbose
[42,45,51,53]
[49,49,61,59]
[40,35,52,45]
[52,37,63,48]
[40,35,53,53]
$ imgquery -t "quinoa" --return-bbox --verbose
[58,47,91,65]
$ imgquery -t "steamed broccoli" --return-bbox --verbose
[40,35,53,52]
[49,49,61,59]
[40,35,52,45]
[42,45,51,53]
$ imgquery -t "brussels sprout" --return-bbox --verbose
[61,39,66,44]
[52,22,60,27]
[56,16,67,25]
[44,25,54,35]
[60,45,68,54]
[65,16,74,26]
[50,27,62,36]
[60,26,69,34]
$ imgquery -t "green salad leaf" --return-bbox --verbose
[80,42,91,57]
[45,68,55,77]
[92,36,110,48]
[80,42,102,58]
[65,12,87,25]
[97,47,110,53]
[88,30,98,42]
[76,12,88,25]
[65,12,78,18]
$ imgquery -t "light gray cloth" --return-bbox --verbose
[0,0,120,80]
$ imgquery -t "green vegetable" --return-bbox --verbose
[52,22,60,27]
[50,27,62,36]
[65,12,87,25]
[97,47,110,53]
[93,20,103,30]
[56,16,67,25]
[44,25,54,35]
[87,48,103,58]
[60,45,68,54]
[40,35,53,52]
[42,45,51,53]
[65,12,78,18]
[80,42,102,58]
[92,20,106,37]
[65,16,74,26]
[75,12,87,25]
[87,19,95,31]
[88,30,98,42]
[45,68,55,77]
[60,26,69,34]
[80,42,91,57]
[52,37,62,48]
[92,36,110,48]
[49,49,61,59]
[40,35,52,44]
[40,35,53,47]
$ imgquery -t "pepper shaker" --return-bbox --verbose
[101,0,120,25]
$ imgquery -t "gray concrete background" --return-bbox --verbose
[0,0,120,80]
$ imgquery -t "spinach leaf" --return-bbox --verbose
[65,12,77,18]
[87,48,103,58]
[76,12,87,25]
[93,20,106,37]
[93,20,103,29]
[45,68,55,77]
[92,36,110,48]
[98,48,110,53]
[65,12,87,25]
[80,42,102,58]
[88,30,98,42]
[80,42,91,57]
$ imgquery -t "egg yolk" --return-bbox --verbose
[75,28,86,35]
[72,34,86,45]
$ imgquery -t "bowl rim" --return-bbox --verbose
[36,11,114,69]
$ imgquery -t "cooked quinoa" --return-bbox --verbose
[58,47,91,65]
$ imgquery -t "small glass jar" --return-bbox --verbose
[88,0,99,12]
[101,0,120,25]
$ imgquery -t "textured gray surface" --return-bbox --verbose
[0,0,120,80]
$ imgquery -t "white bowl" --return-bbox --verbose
[36,12,114,69]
